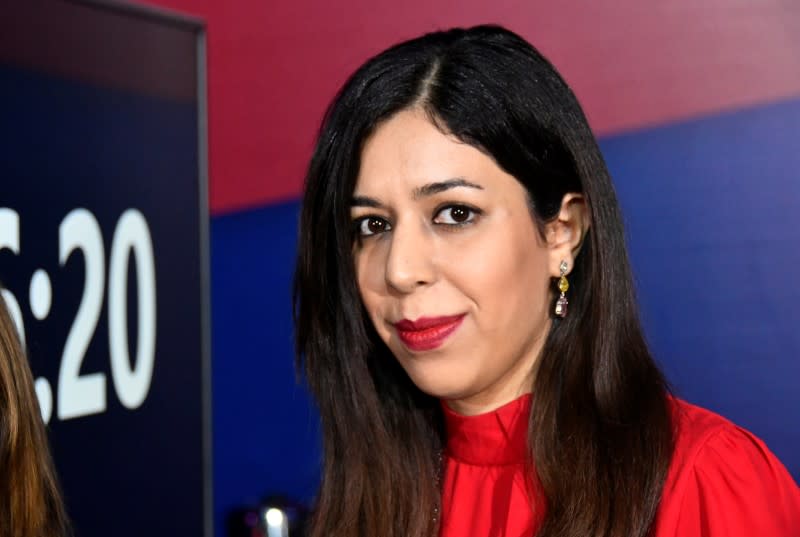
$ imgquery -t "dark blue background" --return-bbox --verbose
[604,98,800,472]
[0,65,206,537]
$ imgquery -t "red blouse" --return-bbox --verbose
[439,394,800,536]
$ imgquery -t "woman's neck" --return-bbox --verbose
[443,357,536,416]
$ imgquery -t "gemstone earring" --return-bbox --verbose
[555,260,569,318]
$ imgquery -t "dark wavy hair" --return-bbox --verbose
[294,24,673,537]
[0,294,70,537]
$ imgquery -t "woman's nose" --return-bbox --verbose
[384,221,436,294]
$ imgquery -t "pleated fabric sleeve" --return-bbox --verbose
[438,396,800,537]
[653,401,800,537]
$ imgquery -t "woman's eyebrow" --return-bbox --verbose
[413,178,483,199]
[351,178,484,208]
[351,195,383,208]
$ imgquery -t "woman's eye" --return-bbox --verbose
[434,205,478,226]
[356,216,391,236]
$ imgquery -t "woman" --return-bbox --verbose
[0,294,70,537]
[293,25,800,537]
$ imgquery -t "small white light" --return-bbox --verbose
[265,508,285,528]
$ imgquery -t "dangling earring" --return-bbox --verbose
[555,260,569,318]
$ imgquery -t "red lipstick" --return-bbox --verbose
[393,314,466,351]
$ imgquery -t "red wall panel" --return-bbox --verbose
[139,0,800,214]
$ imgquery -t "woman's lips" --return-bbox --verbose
[393,314,466,351]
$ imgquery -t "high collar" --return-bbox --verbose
[441,394,532,466]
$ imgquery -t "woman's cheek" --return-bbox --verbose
[355,248,384,296]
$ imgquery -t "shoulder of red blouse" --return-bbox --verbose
[652,397,800,537]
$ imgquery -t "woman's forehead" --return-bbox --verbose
[355,111,502,195]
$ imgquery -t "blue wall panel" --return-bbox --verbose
[601,97,800,479]
[210,200,320,537]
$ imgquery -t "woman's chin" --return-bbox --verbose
[404,369,475,401]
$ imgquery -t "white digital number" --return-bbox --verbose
[1,208,54,424]
[57,209,107,420]
[1,206,158,422]
[108,210,156,409]
[0,209,25,347]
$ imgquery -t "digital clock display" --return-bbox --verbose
[1,207,157,423]
[0,2,210,536]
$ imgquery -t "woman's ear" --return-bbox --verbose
[545,193,590,277]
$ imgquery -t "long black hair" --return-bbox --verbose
[294,25,673,537]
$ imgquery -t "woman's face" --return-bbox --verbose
[351,109,569,415]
